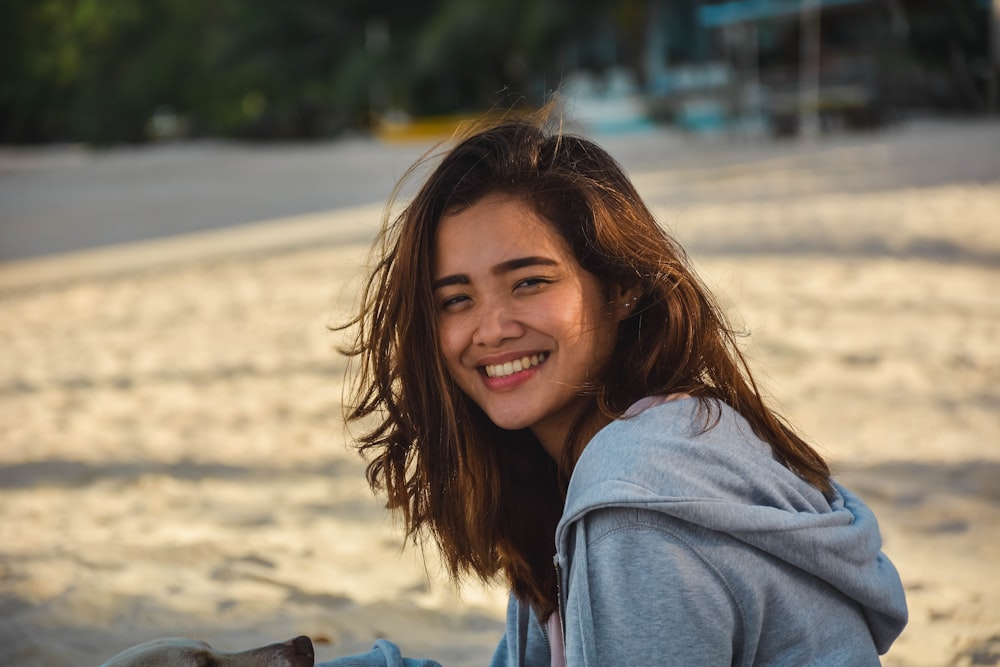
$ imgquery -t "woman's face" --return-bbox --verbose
[432,193,626,459]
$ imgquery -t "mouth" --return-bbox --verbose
[482,352,549,378]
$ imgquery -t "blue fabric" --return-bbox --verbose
[487,591,551,667]
[316,639,441,667]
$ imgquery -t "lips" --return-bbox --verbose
[483,352,549,378]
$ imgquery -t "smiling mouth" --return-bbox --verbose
[483,352,549,378]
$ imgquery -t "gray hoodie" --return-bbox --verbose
[320,397,907,666]
[495,396,907,666]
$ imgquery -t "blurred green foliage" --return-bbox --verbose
[2,0,222,143]
[0,0,639,144]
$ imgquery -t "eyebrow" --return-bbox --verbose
[431,256,559,291]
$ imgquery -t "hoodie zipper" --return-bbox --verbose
[553,554,567,657]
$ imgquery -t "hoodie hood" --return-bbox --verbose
[555,396,907,654]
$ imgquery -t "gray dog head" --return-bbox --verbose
[99,635,314,667]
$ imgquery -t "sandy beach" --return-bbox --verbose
[1,119,998,666]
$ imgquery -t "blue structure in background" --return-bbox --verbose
[698,0,873,27]
[570,0,995,137]
[643,0,908,136]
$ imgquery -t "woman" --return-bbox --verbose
[324,109,907,666]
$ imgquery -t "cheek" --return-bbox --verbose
[576,296,619,355]
[437,320,466,370]
[557,293,604,344]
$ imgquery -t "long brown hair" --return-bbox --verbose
[338,106,831,618]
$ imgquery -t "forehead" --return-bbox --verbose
[442,193,551,232]
[433,194,569,268]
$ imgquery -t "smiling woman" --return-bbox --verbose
[433,194,629,459]
[326,105,908,666]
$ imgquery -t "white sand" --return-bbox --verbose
[1,120,998,666]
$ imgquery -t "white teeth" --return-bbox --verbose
[485,353,547,378]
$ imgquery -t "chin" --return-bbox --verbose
[489,416,534,432]
[481,407,536,433]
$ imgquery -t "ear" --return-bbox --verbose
[610,282,642,322]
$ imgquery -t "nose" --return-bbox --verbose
[471,300,523,347]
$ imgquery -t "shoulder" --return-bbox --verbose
[587,395,771,462]
[560,396,831,527]
[568,396,775,501]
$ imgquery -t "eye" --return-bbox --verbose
[515,277,551,292]
[439,293,470,311]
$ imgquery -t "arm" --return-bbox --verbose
[489,591,553,667]
[317,596,551,667]
[562,508,741,666]
[316,640,442,667]
[318,593,551,667]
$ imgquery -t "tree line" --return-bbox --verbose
[0,0,640,144]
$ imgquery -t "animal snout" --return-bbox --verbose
[282,635,314,666]
[288,635,314,658]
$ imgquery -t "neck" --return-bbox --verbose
[532,408,612,464]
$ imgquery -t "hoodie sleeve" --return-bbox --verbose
[315,640,442,667]
[489,592,553,667]
[562,507,740,667]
